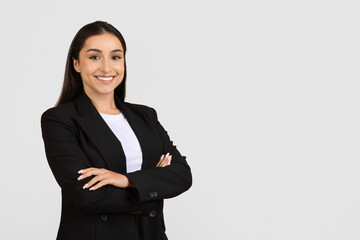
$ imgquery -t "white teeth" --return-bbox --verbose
[97,76,113,81]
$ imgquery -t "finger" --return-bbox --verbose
[78,167,96,174]
[158,156,168,167]
[159,154,172,167]
[83,174,106,189]
[164,155,172,166]
[78,168,98,180]
[167,155,172,165]
[156,154,165,167]
[78,168,106,180]
[79,167,106,173]
[157,154,170,167]
[89,178,111,191]
[80,167,108,175]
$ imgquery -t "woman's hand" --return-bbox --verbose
[156,153,172,167]
[78,153,172,191]
[78,168,130,191]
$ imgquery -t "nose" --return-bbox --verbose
[100,58,111,73]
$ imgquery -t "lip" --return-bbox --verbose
[95,75,115,84]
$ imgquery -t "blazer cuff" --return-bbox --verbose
[125,171,159,202]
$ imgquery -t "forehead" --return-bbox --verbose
[82,33,123,51]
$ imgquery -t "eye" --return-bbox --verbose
[112,55,122,60]
[89,55,100,60]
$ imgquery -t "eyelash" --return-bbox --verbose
[89,56,122,60]
[89,56,99,60]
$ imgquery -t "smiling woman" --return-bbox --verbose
[73,33,125,99]
[40,21,192,240]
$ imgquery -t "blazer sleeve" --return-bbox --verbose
[41,108,157,214]
[125,107,192,202]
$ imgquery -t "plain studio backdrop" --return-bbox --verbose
[1,0,360,239]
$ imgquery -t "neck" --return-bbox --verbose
[84,89,120,114]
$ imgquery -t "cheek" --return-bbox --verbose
[80,67,97,83]
[114,62,125,73]
[81,60,99,74]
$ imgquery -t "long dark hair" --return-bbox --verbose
[55,21,127,106]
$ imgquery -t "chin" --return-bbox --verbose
[98,89,116,95]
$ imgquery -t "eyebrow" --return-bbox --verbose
[86,48,123,53]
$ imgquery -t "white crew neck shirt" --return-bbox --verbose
[99,112,143,173]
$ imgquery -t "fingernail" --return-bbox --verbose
[89,187,94,191]
[83,184,88,189]
[77,175,83,180]
[78,170,84,174]
[166,153,170,157]
[161,154,164,159]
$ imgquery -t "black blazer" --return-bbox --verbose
[41,91,192,240]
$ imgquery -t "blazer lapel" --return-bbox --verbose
[74,91,127,173]
[116,100,154,170]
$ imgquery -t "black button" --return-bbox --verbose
[100,214,108,221]
[149,210,156,218]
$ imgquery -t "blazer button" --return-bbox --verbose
[149,210,157,218]
[100,214,108,221]
[150,192,158,198]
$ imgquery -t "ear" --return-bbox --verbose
[73,58,81,73]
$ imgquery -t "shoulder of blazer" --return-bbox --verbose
[42,100,77,117]
[40,100,79,133]
[122,101,158,122]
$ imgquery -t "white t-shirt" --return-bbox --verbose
[99,112,143,173]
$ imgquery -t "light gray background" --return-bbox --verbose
[1,0,360,239]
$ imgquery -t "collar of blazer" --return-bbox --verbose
[73,90,150,173]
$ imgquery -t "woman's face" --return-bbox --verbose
[73,33,125,97]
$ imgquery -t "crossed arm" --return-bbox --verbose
[77,153,172,191]
[41,106,191,213]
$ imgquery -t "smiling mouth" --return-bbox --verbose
[95,76,115,83]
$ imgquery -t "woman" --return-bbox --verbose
[41,21,192,240]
